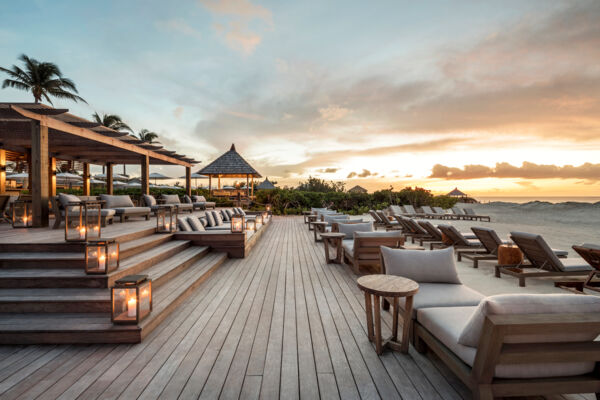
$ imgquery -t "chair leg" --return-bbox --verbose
[52,215,62,229]
[473,385,495,400]
[382,298,390,311]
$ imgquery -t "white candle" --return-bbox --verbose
[98,254,106,272]
[79,226,86,240]
[127,297,137,318]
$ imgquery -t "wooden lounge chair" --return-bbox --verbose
[342,231,404,274]
[402,204,425,218]
[497,232,593,287]
[464,207,491,222]
[416,220,446,249]
[369,210,386,228]
[420,206,438,219]
[451,207,469,220]
[556,244,600,293]
[462,227,507,268]
[376,211,401,230]
[432,206,450,219]
[397,217,432,243]
[437,224,487,259]
[388,205,404,216]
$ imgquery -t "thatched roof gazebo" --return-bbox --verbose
[256,177,276,190]
[447,187,467,197]
[348,185,367,194]
[197,144,261,198]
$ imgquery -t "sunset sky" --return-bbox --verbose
[1,0,600,197]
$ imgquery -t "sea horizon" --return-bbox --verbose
[474,196,600,204]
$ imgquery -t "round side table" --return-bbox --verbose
[320,232,346,263]
[357,274,419,355]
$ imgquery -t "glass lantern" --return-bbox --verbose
[111,275,152,325]
[12,199,33,228]
[262,211,268,222]
[65,201,102,242]
[85,240,119,274]
[156,205,177,233]
[246,218,256,232]
[231,214,245,233]
[265,203,272,213]
[255,214,263,227]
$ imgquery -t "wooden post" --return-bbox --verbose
[140,155,149,195]
[0,150,5,194]
[218,175,221,189]
[27,150,32,191]
[82,163,90,196]
[106,163,113,194]
[31,121,50,227]
[208,176,212,195]
[185,166,191,197]
[48,157,56,197]
[246,174,249,199]
[251,176,254,198]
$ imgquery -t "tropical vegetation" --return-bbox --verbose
[92,113,132,133]
[137,129,159,143]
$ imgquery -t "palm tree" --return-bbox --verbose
[92,112,132,133]
[0,54,86,104]
[137,129,159,144]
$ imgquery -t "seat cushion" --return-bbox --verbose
[337,222,373,239]
[225,209,234,219]
[381,246,461,284]
[183,195,192,204]
[187,216,205,231]
[418,306,596,378]
[458,293,600,347]
[65,209,115,217]
[58,193,81,208]
[342,240,353,258]
[560,258,593,271]
[175,203,193,210]
[400,283,483,318]
[100,194,135,209]
[113,207,150,215]
[193,195,207,202]
[143,195,156,207]
[177,217,192,232]
[206,224,231,230]
[161,194,181,204]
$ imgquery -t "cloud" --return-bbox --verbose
[173,106,184,119]
[155,18,202,40]
[319,105,352,121]
[317,168,339,173]
[429,162,600,181]
[224,109,264,120]
[347,172,357,178]
[347,169,375,179]
[200,0,272,55]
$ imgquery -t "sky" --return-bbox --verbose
[1,0,600,197]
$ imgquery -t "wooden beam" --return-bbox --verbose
[82,163,90,196]
[185,166,191,197]
[30,121,49,227]
[9,105,191,167]
[49,157,56,197]
[141,155,149,195]
[106,162,113,195]
[0,149,5,193]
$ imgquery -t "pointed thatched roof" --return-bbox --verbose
[348,185,368,194]
[256,177,276,190]
[447,187,467,197]
[197,144,262,178]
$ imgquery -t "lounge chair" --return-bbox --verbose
[100,194,151,222]
[420,206,438,219]
[402,204,425,218]
[562,244,600,292]
[461,227,507,268]
[192,195,216,209]
[376,211,401,230]
[451,207,469,220]
[463,207,491,222]
[388,205,404,216]
[161,194,193,213]
[369,210,386,228]
[51,194,116,229]
[437,224,487,259]
[380,247,600,400]
[396,216,431,243]
[342,231,404,274]
[432,206,450,218]
[497,232,593,287]
[416,220,446,249]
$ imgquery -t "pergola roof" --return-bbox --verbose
[0,103,199,166]
[447,187,467,197]
[256,177,276,190]
[197,144,261,178]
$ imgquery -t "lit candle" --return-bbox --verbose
[165,222,170,230]
[79,226,86,240]
[127,297,137,318]
[98,253,106,272]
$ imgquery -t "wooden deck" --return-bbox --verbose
[0,217,593,399]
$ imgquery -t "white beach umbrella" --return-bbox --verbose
[94,173,129,181]
[6,172,28,181]
[178,173,208,189]
[149,172,172,185]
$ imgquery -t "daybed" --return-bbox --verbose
[99,194,150,222]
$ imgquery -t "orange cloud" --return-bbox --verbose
[430,162,600,181]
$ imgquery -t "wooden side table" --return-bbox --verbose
[307,215,318,230]
[357,275,419,355]
[498,244,523,265]
[311,221,328,242]
[303,211,313,224]
[320,232,346,263]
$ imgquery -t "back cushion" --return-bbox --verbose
[337,222,373,239]
[211,211,223,226]
[143,194,156,207]
[161,194,181,204]
[225,209,234,219]
[381,246,461,284]
[197,195,207,202]
[220,210,229,221]
[458,294,600,347]
[183,195,192,204]
[187,216,205,231]
[58,193,80,208]
[205,211,216,227]
[199,217,208,227]
[100,194,134,208]
[177,217,192,232]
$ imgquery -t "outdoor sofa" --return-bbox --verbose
[51,194,116,229]
[99,194,151,222]
[380,246,600,399]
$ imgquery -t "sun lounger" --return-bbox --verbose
[432,206,450,218]
[497,232,593,286]
[397,217,431,243]
[402,204,425,218]
[342,231,404,274]
[561,244,600,292]
[416,220,446,249]
[376,211,401,230]
[463,207,491,222]
[388,205,404,216]
[437,225,487,259]
[461,227,508,268]
[420,206,439,219]
[369,210,386,227]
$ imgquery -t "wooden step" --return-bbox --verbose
[0,252,84,269]
[0,252,228,344]
[0,288,110,313]
[143,246,210,288]
[119,233,173,259]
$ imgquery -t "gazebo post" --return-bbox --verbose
[251,176,254,198]
[208,176,212,195]
[27,150,32,191]
[218,175,221,189]
[106,162,113,195]
[185,166,191,197]
[246,174,249,199]
[48,157,56,197]
[141,155,149,195]
[82,163,90,196]
[30,121,50,227]
[0,150,5,193]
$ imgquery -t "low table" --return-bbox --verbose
[310,221,328,242]
[320,232,346,264]
[357,274,419,355]
[302,211,313,224]
[498,244,523,265]
[307,215,318,230]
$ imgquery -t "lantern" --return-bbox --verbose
[262,211,268,222]
[65,201,101,242]
[265,203,272,213]
[156,205,177,233]
[12,199,32,228]
[111,275,152,324]
[85,240,119,274]
[255,214,263,227]
[246,218,256,231]
[231,214,245,233]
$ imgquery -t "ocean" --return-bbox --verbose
[475,196,600,204]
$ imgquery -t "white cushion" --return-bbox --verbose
[205,212,216,227]
[187,216,205,231]
[220,210,229,221]
[210,211,223,226]
[100,194,134,208]
[143,195,156,207]
[400,283,484,319]
[342,240,353,257]
[161,194,181,204]
[418,306,595,379]
[58,193,80,208]
[177,217,192,231]
[458,293,600,347]
[381,246,461,284]
[337,222,373,239]
[225,209,234,219]
[389,205,403,215]
[560,258,593,271]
